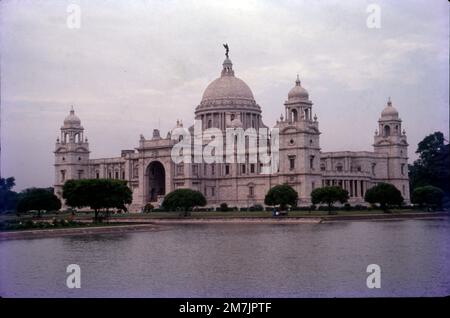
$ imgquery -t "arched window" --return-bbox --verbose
[336,163,343,172]
[292,109,298,122]
[305,109,309,120]
[320,163,326,171]
[384,125,391,137]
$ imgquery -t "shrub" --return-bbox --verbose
[219,203,229,212]
[364,183,404,212]
[143,203,154,213]
[162,189,206,216]
[264,184,298,210]
[311,186,349,215]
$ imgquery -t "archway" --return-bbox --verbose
[291,109,298,122]
[147,161,166,202]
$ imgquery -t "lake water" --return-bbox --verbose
[1,218,449,297]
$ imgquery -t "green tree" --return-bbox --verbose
[311,186,349,215]
[264,184,298,211]
[409,132,450,200]
[63,179,132,222]
[412,186,444,210]
[162,189,206,216]
[364,183,404,212]
[0,177,18,213]
[16,188,61,216]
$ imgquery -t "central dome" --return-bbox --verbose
[196,57,260,115]
[201,76,254,102]
[201,58,255,103]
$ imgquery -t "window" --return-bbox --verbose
[241,164,246,174]
[401,163,405,175]
[122,171,125,179]
[312,182,315,190]
[177,164,184,175]
[320,163,326,171]
[292,109,298,122]
[289,155,296,170]
[207,120,212,128]
[108,172,112,179]
[225,164,230,175]
[357,166,361,172]
[60,170,66,182]
[192,164,198,176]
[250,164,255,173]
[249,186,254,197]
[336,164,343,172]
[371,163,376,175]
[78,170,83,179]
[309,155,315,170]
[211,187,215,197]
[384,125,391,137]
[211,165,215,176]
[115,171,119,179]
[96,172,100,179]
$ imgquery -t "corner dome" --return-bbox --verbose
[63,108,81,127]
[381,98,399,119]
[288,75,309,101]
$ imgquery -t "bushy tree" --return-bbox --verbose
[412,186,444,210]
[16,187,61,216]
[162,189,206,216]
[0,177,18,213]
[311,186,349,215]
[364,183,403,212]
[264,184,298,210]
[63,179,132,222]
[409,132,450,199]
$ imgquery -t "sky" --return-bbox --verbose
[0,0,448,191]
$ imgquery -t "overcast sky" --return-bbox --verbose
[1,0,448,191]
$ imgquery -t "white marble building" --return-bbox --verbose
[54,54,410,212]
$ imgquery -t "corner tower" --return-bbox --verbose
[277,76,321,204]
[54,107,90,201]
[373,98,410,202]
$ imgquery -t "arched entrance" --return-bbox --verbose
[147,161,166,202]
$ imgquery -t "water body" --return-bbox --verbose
[1,218,449,297]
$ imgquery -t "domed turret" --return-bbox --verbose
[287,75,309,101]
[63,107,81,127]
[380,97,399,119]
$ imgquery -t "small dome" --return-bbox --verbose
[288,75,309,100]
[381,98,399,118]
[63,108,81,127]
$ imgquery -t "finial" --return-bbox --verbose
[314,114,318,121]
[387,96,392,106]
[295,74,301,86]
[280,113,284,121]
[70,105,75,114]
[223,43,229,59]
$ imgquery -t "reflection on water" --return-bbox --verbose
[1,218,449,297]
